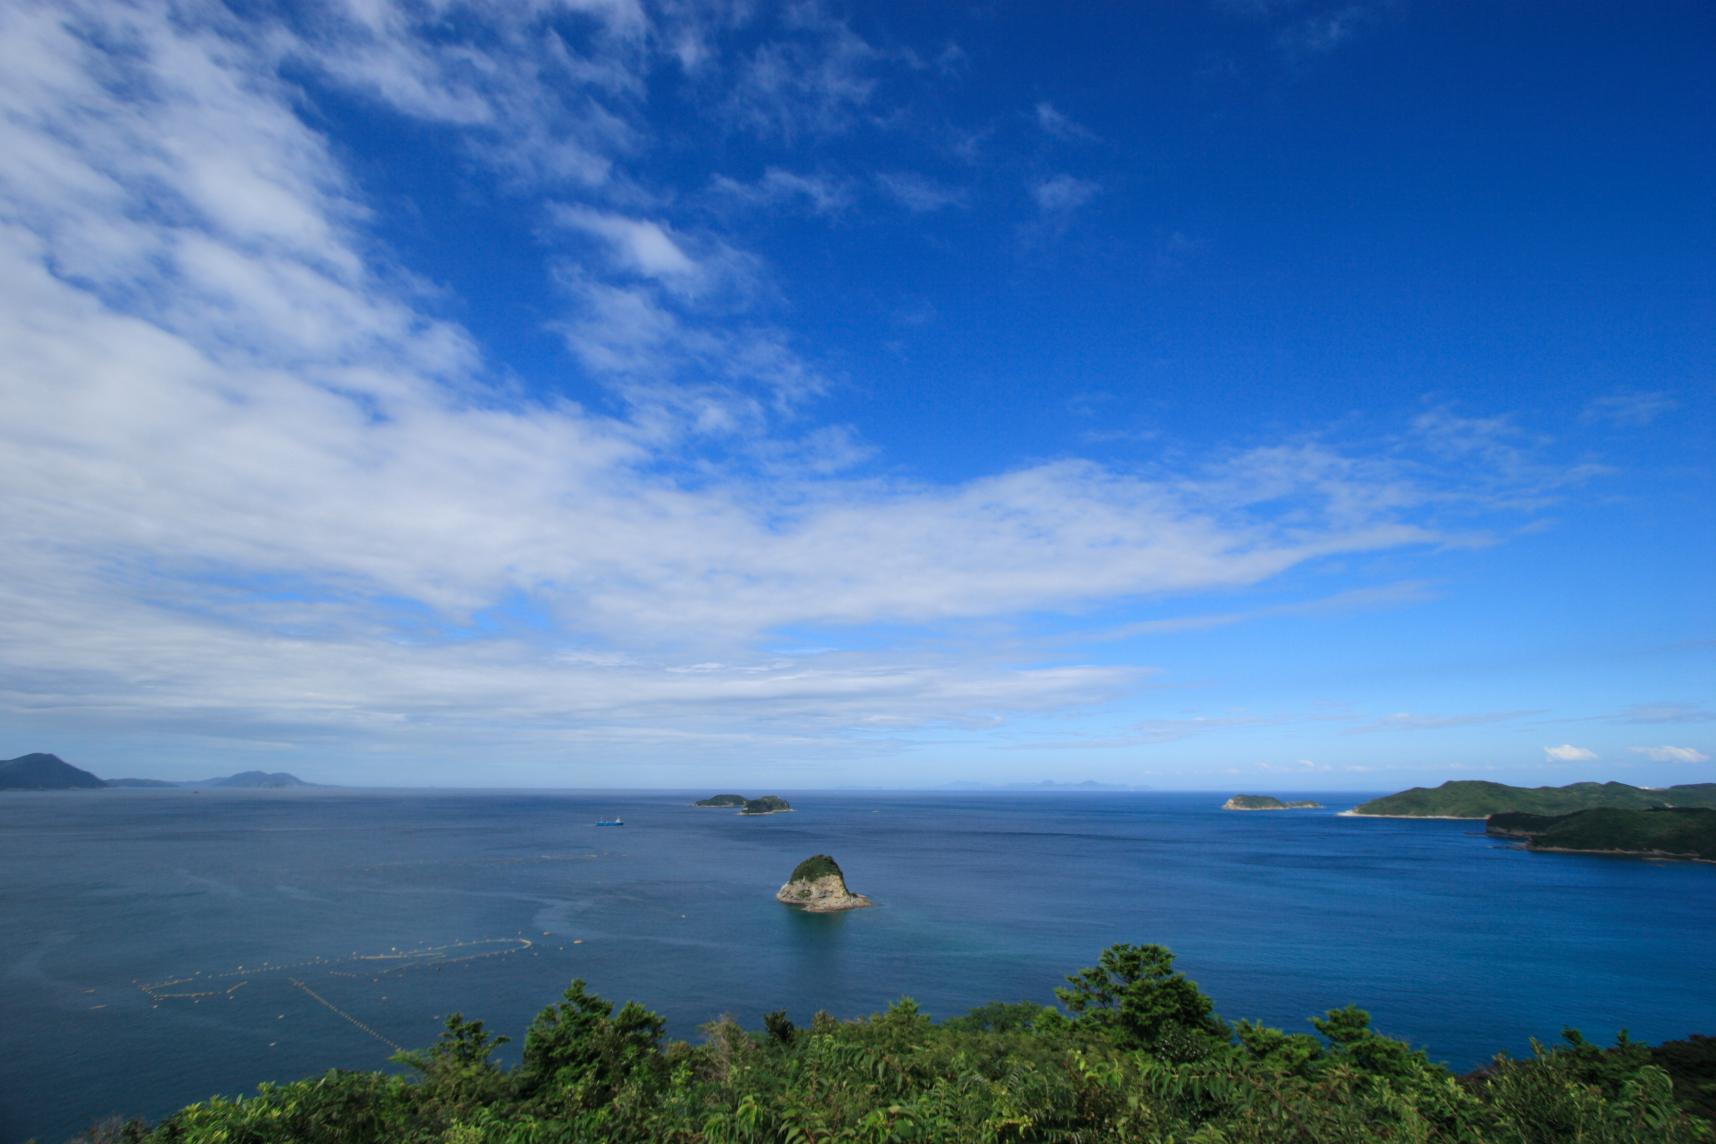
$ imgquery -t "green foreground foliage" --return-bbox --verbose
[88,945,1712,1144]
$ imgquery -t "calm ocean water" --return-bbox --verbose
[1,789,1712,1143]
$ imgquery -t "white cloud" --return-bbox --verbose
[553,207,705,285]
[0,0,1629,776]
[1544,744,1598,762]
[1032,174,1100,213]
[1628,746,1711,764]
[1034,101,1096,141]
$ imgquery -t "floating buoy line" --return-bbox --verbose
[289,977,404,1052]
[134,934,575,1054]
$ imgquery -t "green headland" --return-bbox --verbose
[1486,806,1716,862]
[1348,779,1716,819]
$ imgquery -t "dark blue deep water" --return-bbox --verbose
[2,789,1713,1142]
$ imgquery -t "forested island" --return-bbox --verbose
[693,793,748,807]
[1487,807,1716,863]
[83,944,1715,1142]
[1346,779,1716,819]
[694,793,793,815]
[1222,794,1321,811]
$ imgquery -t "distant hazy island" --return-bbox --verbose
[775,853,871,911]
[694,793,793,815]
[1486,807,1716,863]
[0,753,321,791]
[1345,779,1716,820]
[1223,794,1322,811]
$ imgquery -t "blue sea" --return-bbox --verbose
[2,789,1713,1143]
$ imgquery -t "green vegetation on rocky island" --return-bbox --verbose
[1350,780,1716,819]
[692,793,793,814]
[1223,794,1322,811]
[1487,807,1716,862]
[787,854,842,882]
[84,943,1714,1142]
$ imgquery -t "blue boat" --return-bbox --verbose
[595,818,624,827]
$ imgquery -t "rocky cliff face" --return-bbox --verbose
[776,854,872,912]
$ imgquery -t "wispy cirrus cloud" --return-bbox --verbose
[710,168,854,215]
[1347,710,1544,734]
[1628,746,1711,764]
[1032,174,1101,214]
[1580,391,1678,428]
[1612,703,1716,725]
[1094,581,1440,641]
[1034,101,1097,142]
[718,3,906,140]
[876,171,968,213]
[1544,744,1598,762]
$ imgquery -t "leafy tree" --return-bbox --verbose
[1056,942,1230,1059]
[762,1009,796,1045]
[392,1012,510,1122]
[516,978,667,1111]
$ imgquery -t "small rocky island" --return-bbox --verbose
[695,793,794,815]
[775,854,872,912]
[1222,794,1321,811]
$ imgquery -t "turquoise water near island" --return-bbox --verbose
[2,788,1713,1143]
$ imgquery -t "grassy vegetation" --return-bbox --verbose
[694,794,793,813]
[1487,807,1716,861]
[1352,780,1716,818]
[77,944,1714,1143]
[1224,795,1320,810]
[786,853,842,883]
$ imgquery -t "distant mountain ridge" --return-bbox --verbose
[942,779,1149,791]
[1,754,323,791]
[0,753,105,790]
[1349,779,1716,819]
[191,771,319,789]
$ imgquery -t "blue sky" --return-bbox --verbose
[0,0,1710,789]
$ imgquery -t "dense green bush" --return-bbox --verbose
[100,944,1711,1143]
